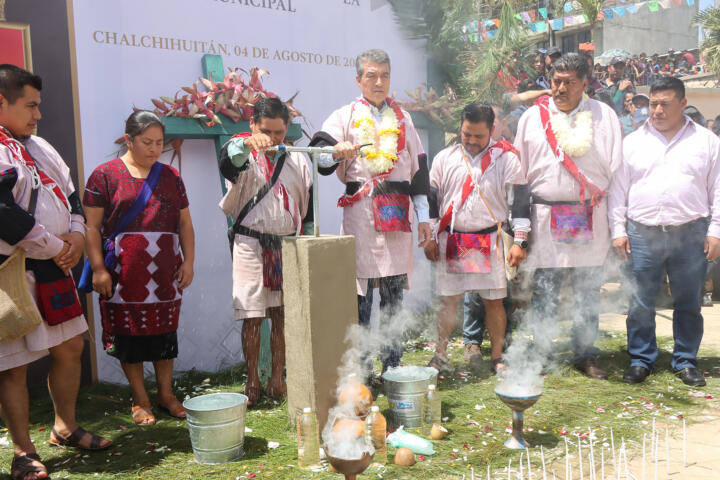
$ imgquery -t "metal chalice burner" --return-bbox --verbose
[494,386,542,449]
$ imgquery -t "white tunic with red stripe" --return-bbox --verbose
[513,97,623,269]
[219,150,312,319]
[320,102,425,295]
[430,142,524,296]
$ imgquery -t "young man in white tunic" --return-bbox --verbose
[424,103,530,373]
[609,77,720,387]
[0,64,111,480]
[310,49,432,378]
[513,53,623,379]
[219,97,313,406]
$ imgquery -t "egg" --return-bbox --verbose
[394,447,416,466]
[430,423,448,440]
[338,380,373,418]
[332,418,365,439]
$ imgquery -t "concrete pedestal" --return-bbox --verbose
[282,235,357,431]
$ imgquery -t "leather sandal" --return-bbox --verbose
[491,358,507,376]
[131,403,156,426]
[157,396,186,418]
[427,354,452,373]
[11,453,48,480]
[49,426,112,451]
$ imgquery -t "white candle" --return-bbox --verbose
[589,433,595,480]
[601,445,605,480]
[471,466,475,480]
[682,418,687,467]
[509,459,512,480]
[528,448,532,480]
[579,436,584,480]
[488,464,491,480]
[651,418,656,462]
[665,427,670,475]
[611,429,618,480]
[654,432,658,480]
[541,445,547,480]
[565,436,570,480]
[622,438,629,479]
[520,452,524,480]
[642,433,646,480]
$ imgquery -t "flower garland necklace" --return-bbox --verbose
[354,100,403,175]
[550,95,593,158]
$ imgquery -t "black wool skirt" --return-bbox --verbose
[106,331,178,363]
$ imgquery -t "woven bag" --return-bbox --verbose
[0,249,42,342]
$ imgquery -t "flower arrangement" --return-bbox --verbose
[354,102,401,174]
[550,108,594,157]
[148,67,302,127]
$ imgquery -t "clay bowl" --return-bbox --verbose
[323,444,373,479]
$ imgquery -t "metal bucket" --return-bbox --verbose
[382,366,438,429]
[183,392,248,464]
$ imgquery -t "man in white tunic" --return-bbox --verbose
[608,77,720,387]
[311,49,432,377]
[0,64,110,480]
[514,54,623,379]
[424,103,530,373]
[219,97,313,406]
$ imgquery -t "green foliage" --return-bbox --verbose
[390,1,532,134]
[697,6,720,78]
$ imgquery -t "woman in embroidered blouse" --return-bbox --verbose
[83,111,195,426]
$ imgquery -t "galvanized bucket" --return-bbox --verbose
[183,392,248,464]
[382,366,438,429]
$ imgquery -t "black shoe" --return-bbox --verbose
[623,366,651,384]
[674,367,706,387]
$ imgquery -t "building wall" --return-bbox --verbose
[601,3,699,55]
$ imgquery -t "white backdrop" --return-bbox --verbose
[71,0,429,383]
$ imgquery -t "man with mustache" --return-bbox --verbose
[311,49,431,381]
[423,103,529,374]
[608,77,720,387]
[513,53,623,379]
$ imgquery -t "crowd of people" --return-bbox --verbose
[1,43,719,479]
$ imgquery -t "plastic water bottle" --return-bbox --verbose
[297,407,320,468]
[365,405,387,464]
[421,384,441,436]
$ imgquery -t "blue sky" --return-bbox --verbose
[700,0,713,11]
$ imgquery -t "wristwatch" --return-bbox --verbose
[514,238,528,249]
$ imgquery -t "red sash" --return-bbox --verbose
[0,127,69,208]
[337,97,406,208]
[535,96,605,207]
[436,140,517,234]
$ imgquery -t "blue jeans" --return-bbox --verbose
[626,219,707,371]
[463,293,512,345]
[531,266,602,363]
[357,275,405,372]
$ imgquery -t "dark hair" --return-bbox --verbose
[460,103,495,129]
[252,97,289,125]
[712,115,720,136]
[0,64,42,104]
[649,76,685,100]
[125,110,165,138]
[551,53,590,81]
[585,86,595,97]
